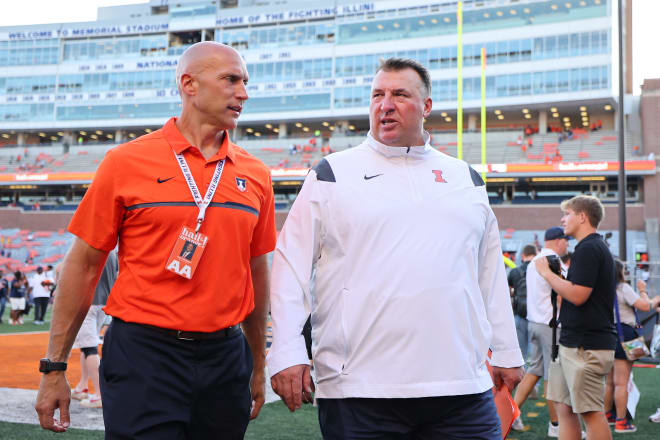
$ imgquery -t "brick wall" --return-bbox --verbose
[0,208,73,230]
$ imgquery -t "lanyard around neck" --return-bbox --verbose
[173,149,225,232]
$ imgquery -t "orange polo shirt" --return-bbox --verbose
[68,117,276,331]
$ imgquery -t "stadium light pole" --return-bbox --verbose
[617,0,627,260]
[481,47,486,183]
[456,1,463,160]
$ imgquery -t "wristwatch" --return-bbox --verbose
[39,358,67,374]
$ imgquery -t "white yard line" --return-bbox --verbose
[0,330,49,336]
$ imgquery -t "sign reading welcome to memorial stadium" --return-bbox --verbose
[0,23,170,40]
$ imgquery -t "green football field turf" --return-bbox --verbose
[2,367,660,439]
[2,309,659,439]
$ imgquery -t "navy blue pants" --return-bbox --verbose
[100,318,253,440]
[34,297,49,321]
[317,390,501,440]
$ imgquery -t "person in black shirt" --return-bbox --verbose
[535,195,616,440]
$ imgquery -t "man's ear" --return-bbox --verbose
[423,97,432,119]
[179,73,196,97]
[578,211,587,225]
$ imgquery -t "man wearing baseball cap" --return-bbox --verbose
[512,227,569,437]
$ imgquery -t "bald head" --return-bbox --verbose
[175,41,249,130]
[176,42,243,93]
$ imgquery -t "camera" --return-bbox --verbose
[546,254,563,361]
[546,254,562,277]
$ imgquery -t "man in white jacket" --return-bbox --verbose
[267,58,524,439]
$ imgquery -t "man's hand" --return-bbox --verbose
[34,372,71,432]
[492,366,524,393]
[249,367,266,420]
[651,296,660,309]
[535,257,551,279]
[637,279,647,293]
[270,364,314,412]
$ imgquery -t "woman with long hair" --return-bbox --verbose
[604,259,660,433]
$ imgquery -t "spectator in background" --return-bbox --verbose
[71,250,119,409]
[0,270,8,324]
[536,195,616,440]
[508,244,538,359]
[512,227,569,437]
[9,271,28,325]
[30,266,53,325]
[561,251,572,268]
[604,261,660,433]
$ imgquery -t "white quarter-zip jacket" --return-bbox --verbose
[267,133,524,398]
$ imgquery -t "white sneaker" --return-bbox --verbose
[71,388,88,400]
[650,408,660,423]
[80,395,102,408]
[511,416,525,431]
[547,423,585,439]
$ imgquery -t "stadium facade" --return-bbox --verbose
[0,0,657,265]
[0,0,630,141]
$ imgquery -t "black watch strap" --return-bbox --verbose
[39,358,67,374]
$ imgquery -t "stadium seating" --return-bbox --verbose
[0,228,73,272]
[0,129,645,179]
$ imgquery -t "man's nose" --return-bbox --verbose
[236,82,248,101]
[380,93,395,112]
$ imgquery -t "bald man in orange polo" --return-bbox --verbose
[35,42,276,439]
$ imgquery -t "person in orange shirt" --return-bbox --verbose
[35,42,276,439]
